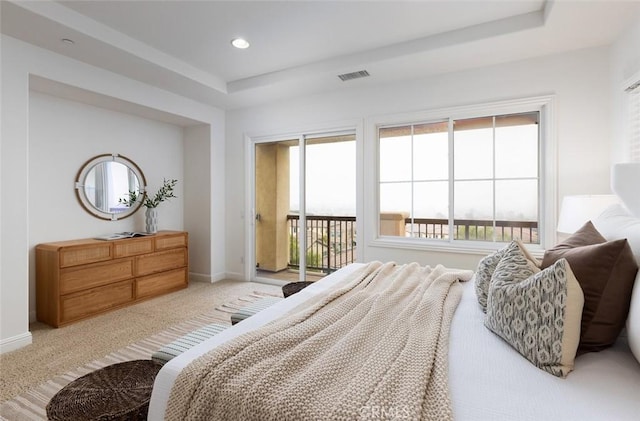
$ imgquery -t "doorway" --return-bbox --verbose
[251,131,356,284]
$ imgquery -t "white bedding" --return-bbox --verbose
[148,263,640,420]
[449,272,640,420]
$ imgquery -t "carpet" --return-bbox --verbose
[0,291,277,421]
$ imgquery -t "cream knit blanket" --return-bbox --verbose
[165,262,473,421]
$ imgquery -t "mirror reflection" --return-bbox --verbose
[75,154,146,220]
[84,161,140,214]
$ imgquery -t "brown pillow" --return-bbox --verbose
[541,221,638,353]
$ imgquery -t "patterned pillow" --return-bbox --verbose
[475,240,539,312]
[474,246,507,312]
[485,258,584,378]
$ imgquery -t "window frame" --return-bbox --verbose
[367,95,556,255]
[624,72,640,162]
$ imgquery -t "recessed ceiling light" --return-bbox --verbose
[231,38,250,49]
[61,38,75,45]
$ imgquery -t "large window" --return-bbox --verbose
[378,106,542,246]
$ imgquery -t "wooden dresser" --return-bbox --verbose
[36,230,188,327]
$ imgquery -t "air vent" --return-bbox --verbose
[338,70,370,82]
[625,80,640,92]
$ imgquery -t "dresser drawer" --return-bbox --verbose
[60,259,134,295]
[136,268,187,299]
[36,231,188,328]
[135,248,187,276]
[155,233,187,250]
[113,238,154,258]
[60,243,112,268]
[61,280,134,324]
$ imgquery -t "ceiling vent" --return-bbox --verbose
[338,70,370,82]
[625,79,640,92]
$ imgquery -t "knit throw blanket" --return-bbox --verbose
[165,262,473,421]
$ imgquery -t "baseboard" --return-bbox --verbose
[189,272,212,283]
[211,271,229,283]
[193,271,291,285]
[0,331,33,354]
[225,272,247,282]
[190,272,243,283]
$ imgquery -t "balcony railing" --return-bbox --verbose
[286,214,538,274]
[405,218,539,244]
[287,215,357,274]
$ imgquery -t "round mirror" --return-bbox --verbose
[75,154,147,220]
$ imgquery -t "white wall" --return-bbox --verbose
[0,34,225,353]
[28,91,185,320]
[183,123,227,283]
[1,36,31,353]
[610,15,640,164]
[226,46,613,278]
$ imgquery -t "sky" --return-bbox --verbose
[289,141,357,216]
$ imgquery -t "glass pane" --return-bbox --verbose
[287,144,306,280]
[413,181,448,219]
[495,113,539,178]
[380,182,411,237]
[380,135,411,182]
[305,140,356,216]
[412,181,449,240]
[495,179,539,244]
[454,116,493,180]
[305,135,357,279]
[454,180,493,241]
[413,129,448,181]
[453,180,493,220]
[380,182,411,214]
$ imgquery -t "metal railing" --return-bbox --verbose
[287,215,357,274]
[405,218,538,243]
[286,214,538,274]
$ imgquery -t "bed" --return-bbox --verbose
[149,191,640,420]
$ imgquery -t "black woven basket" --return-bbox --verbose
[46,360,161,421]
[282,281,314,298]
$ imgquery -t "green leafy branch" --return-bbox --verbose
[119,190,142,208]
[119,178,178,209]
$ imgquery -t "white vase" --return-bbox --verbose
[145,207,158,234]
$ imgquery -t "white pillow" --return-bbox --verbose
[594,204,640,261]
[593,204,640,364]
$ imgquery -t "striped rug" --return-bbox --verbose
[0,291,276,421]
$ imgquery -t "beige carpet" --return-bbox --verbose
[0,279,282,420]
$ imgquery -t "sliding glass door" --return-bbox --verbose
[252,131,356,284]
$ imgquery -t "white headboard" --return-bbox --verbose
[612,163,640,217]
